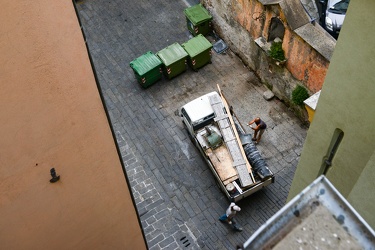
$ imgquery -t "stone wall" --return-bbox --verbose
[202,0,334,122]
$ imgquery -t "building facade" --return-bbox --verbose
[202,0,336,121]
[0,0,146,248]
[288,0,375,229]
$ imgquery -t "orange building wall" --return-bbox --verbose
[0,0,146,249]
[232,0,329,93]
[283,29,328,93]
[235,0,264,40]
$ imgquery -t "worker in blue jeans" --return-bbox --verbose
[219,202,243,231]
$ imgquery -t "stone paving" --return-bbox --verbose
[76,0,308,249]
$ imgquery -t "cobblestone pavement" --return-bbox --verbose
[76,0,308,249]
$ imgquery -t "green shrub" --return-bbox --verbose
[269,42,285,61]
[292,85,309,106]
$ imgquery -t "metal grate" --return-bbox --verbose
[179,236,191,247]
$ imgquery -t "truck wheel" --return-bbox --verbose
[182,121,194,143]
[187,130,194,143]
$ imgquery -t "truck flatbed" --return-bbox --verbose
[195,124,252,185]
[179,88,274,202]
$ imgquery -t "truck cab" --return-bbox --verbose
[180,92,218,144]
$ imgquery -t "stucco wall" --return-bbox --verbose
[283,27,329,93]
[0,0,146,248]
[202,0,332,121]
[347,152,375,229]
[287,0,375,229]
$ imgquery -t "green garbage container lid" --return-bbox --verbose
[156,43,188,66]
[184,4,212,25]
[182,34,213,58]
[129,51,162,76]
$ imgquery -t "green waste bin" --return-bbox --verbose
[129,51,163,88]
[184,4,213,36]
[156,43,188,80]
[182,34,213,71]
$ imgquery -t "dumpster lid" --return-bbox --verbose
[156,43,188,66]
[182,34,213,58]
[129,51,162,75]
[184,4,212,25]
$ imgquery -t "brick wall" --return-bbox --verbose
[203,0,334,120]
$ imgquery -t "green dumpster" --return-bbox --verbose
[184,4,213,36]
[156,43,188,80]
[129,51,163,88]
[182,34,213,71]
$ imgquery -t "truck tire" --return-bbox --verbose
[182,121,194,143]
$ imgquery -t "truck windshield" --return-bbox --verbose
[328,0,349,14]
[192,113,215,131]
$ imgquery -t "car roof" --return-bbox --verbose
[328,0,349,7]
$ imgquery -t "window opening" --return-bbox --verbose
[268,17,285,42]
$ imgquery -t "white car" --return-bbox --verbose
[321,0,350,36]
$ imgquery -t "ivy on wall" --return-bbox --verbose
[269,42,285,61]
[292,85,310,105]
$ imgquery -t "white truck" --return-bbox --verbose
[179,88,274,202]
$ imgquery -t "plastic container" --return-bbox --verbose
[184,4,213,36]
[129,51,163,88]
[156,43,188,80]
[182,34,213,71]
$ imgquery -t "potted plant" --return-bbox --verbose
[269,41,286,65]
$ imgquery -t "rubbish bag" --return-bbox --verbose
[243,142,273,180]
